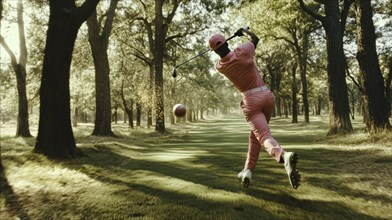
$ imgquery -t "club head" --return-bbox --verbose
[172,68,177,78]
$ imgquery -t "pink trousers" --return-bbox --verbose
[240,90,284,171]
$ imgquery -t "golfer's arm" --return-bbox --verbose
[242,29,259,48]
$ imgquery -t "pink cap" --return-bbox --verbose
[209,34,226,51]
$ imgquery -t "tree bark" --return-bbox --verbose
[299,32,310,123]
[154,0,166,133]
[148,65,154,128]
[136,102,142,126]
[73,107,78,127]
[316,95,322,115]
[354,0,391,132]
[386,57,392,118]
[34,0,100,159]
[291,62,298,123]
[324,1,353,134]
[87,0,118,136]
[121,80,134,128]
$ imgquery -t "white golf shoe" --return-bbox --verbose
[283,152,301,189]
[237,169,252,189]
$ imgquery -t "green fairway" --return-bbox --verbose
[1,115,391,219]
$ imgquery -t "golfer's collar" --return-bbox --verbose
[220,51,232,60]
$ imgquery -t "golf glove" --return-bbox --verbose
[234,28,245,37]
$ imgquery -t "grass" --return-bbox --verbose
[1,114,392,220]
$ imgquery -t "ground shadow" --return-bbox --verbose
[61,138,389,219]
[0,166,30,220]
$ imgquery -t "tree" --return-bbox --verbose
[258,47,288,117]
[87,0,119,136]
[286,19,321,123]
[0,0,31,137]
[291,61,299,123]
[299,0,354,135]
[153,0,170,133]
[34,0,100,159]
[353,0,391,132]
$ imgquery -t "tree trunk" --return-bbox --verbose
[113,106,118,124]
[323,1,353,134]
[316,95,322,115]
[276,97,282,117]
[350,88,356,119]
[15,0,31,137]
[87,0,118,136]
[154,0,166,134]
[291,63,298,123]
[299,33,310,123]
[136,102,142,126]
[386,57,392,118]
[15,64,31,137]
[354,0,391,132]
[128,99,134,128]
[121,80,134,128]
[35,0,100,159]
[147,65,154,128]
[73,106,78,127]
[284,101,289,118]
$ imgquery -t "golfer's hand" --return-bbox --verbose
[234,28,245,37]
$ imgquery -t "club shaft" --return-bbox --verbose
[175,48,210,69]
[175,35,236,69]
[172,27,250,78]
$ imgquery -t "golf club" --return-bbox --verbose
[172,26,249,78]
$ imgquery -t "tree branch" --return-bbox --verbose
[344,58,363,92]
[87,10,100,41]
[298,0,325,23]
[265,34,296,47]
[135,17,154,52]
[118,38,151,65]
[17,0,27,67]
[76,0,101,22]
[165,28,203,44]
[166,0,179,25]
[0,35,18,71]
[101,0,119,41]
[341,0,354,35]
[138,0,147,13]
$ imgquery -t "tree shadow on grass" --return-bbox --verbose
[195,148,390,219]
[61,146,279,219]
[246,188,382,220]
[61,142,389,220]
[0,167,30,220]
[55,115,391,219]
[294,148,392,205]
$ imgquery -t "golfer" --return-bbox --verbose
[209,28,301,189]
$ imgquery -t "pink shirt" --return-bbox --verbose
[215,42,264,92]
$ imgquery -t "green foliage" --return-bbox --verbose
[1,0,390,130]
[0,68,17,122]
